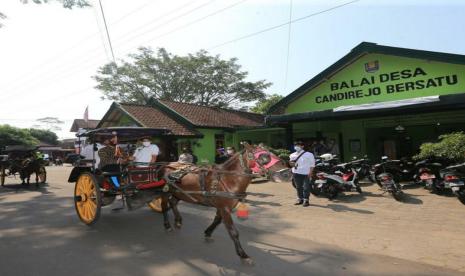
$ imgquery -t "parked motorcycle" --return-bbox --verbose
[314,162,362,200]
[371,157,404,201]
[413,159,445,193]
[349,157,374,183]
[440,163,465,205]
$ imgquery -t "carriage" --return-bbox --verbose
[0,145,47,187]
[68,127,172,225]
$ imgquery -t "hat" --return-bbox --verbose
[226,146,234,150]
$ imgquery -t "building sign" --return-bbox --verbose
[286,54,465,113]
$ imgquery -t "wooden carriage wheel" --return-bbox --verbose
[74,172,101,225]
[38,166,47,183]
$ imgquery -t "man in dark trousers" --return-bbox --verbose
[289,141,315,207]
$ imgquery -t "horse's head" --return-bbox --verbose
[240,142,292,183]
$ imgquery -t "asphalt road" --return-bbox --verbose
[0,166,461,276]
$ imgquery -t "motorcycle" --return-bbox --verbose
[314,162,362,200]
[371,157,404,201]
[440,163,465,205]
[350,157,374,183]
[413,159,445,193]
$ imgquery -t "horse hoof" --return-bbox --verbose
[241,258,255,266]
[204,236,214,243]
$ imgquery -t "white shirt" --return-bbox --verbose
[133,144,160,164]
[81,143,103,168]
[289,151,315,175]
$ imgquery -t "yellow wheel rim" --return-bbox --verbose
[75,174,98,224]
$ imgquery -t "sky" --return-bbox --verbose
[0,0,464,139]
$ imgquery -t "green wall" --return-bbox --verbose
[295,110,465,162]
[286,53,465,113]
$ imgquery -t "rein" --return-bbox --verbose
[166,148,260,203]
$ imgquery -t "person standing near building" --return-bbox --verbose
[131,137,159,165]
[289,141,315,207]
[178,147,194,164]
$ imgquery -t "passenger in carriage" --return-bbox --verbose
[98,137,120,171]
[129,137,159,166]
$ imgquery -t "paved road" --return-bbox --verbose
[0,166,462,276]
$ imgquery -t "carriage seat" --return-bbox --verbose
[100,164,122,177]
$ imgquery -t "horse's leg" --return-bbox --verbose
[204,209,222,241]
[220,208,254,265]
[168,196,182,229]
[161,196,173,232]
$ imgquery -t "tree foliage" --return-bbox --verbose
[250,94,283,114]
[0,125,39,148]
[35,117,64,131]
[94,47,271,108]
[414,132,465,162]
[29,128,59,145]
[1,0,89,27]
[20,0,90,8]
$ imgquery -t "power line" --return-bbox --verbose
[93,0,111,62]
[111,0,215,48]
[0,0,157,92]
[208,0,360,50]
[0,1,214,99]
[0,1,222,100]
[284,0,293,91]
[98,0,116,63]
[135,0,248,47]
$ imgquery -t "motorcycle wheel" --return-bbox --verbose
[356,186,363,194]
[392,189,404,201]
[310,184,321,196]
[430,180,439,194]
[456,191,465,205]
[327,185,338,200]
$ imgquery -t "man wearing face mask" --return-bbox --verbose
[289,141,315,207]
[131,137,159,165]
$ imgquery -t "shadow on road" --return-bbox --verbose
[0,189,388,276]
[0,182,51,195]
[309,202,374,215]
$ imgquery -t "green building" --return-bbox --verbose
[267,42,465,161]
[97,100,283,163]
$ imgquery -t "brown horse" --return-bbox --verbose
[159,143,291,265]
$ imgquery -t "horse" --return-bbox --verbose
[8,158,45,186]
[159,143,292,265]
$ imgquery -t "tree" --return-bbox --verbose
[93,47,271,108]
[28,128,59,145]
[19,0,90,8]
[414,132,465,162]
[0,125,39,148]
[35,117,64,131]
[1,0,89,27]
[250,94,284,114]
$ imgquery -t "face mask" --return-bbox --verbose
[142,141,151,147]
[294,146,302,152]
[227,150,234,155]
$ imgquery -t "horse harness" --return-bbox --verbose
[165,149,260,205]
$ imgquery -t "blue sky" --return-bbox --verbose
[0,0,464,138]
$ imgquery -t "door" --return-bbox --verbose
[383,140,397,159]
